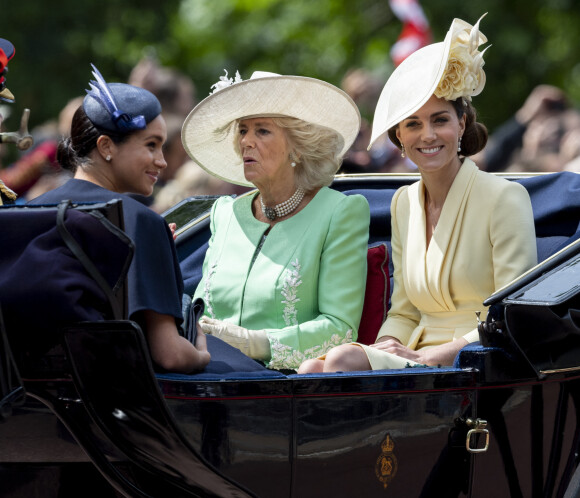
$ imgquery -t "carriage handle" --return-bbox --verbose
[466,418,490,453]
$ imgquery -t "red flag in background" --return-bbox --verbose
[389,0,432,66]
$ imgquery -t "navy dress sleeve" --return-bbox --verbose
[126,203,184,323]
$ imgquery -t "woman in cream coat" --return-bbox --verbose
[299,15,537,373]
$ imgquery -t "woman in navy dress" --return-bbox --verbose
[29,65,210,373]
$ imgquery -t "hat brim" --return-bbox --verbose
[181,75,361,187]
[368,21,456,149]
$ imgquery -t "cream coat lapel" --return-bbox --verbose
[404,181,431,308]
[428,159,478,309]
[407,159,479,312]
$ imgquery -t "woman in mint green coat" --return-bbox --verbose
[182,71,370,371]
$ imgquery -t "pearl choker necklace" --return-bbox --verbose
[260,187,305,221]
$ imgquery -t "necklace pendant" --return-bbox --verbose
[263,206,277,221]
[260,186,305,222]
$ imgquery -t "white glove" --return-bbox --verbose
[199,317,271,361]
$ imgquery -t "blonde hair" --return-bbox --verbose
[233,116,345,191]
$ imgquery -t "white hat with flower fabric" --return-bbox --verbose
[369,14,489,149]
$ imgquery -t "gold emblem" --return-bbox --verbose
[375,434,398,489]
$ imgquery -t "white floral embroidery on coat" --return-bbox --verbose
[268,329,354,371]
[281,259,302,326]
[203,263,217,319]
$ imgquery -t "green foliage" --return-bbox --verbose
[1,0,182,134]
[1,0,580,146]
[172,0,399,110]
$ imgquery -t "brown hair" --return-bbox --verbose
[57,106,134,173]
[386,97,488,157]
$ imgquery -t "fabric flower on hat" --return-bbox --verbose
[210,69,243,95]
[435,15,489,101]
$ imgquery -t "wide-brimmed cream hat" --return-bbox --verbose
[369,15,489,149]
[182,71,361,187]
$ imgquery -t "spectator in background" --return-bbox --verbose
[128,55,196,118]
[475,84,580,173]
[159,113,190,185]
[151,160,244,214]
[0,96,82,201]
[340,68,417,174]
[129,56,205,207]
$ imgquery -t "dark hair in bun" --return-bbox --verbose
[450,98,488,156]
[57,106,132,172]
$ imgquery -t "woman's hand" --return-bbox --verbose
[370,336,424,362]
[371,335,469,366]
[144,310,210,373]
[168,222,177,241]
[199,317,270,360]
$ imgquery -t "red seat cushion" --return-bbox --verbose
[357,243,390,345]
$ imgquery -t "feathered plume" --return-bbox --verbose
[86,64,146,131]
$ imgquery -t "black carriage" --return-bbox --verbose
[1,171,580,497]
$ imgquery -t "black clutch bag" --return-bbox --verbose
[184,297,205,345]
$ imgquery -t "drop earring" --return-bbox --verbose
[457,137,462,153]
[401,145,406,158]
[290,153,297,167]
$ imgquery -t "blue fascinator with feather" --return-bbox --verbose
[83,64,161,133]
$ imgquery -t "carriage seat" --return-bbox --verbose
[178,171,580,375]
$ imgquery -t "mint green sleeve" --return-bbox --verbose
[192,197,228,306]
[266,194,370,370]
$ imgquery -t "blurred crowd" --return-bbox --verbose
[472,84,580,174]
[339,70,580,177]
[2,59,580,212]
